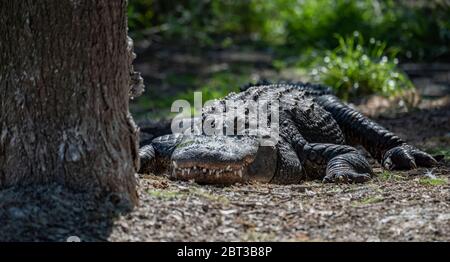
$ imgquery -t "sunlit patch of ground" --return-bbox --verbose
[108,165,449,241]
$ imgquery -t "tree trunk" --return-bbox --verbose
[0,0,140,205]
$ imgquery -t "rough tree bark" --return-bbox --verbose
[0,0,142,205]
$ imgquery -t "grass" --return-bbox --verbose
[418,177,448,187]
[147,187,230,204]
[147,189,182,200]
[377,170,448,187]
[354,196,385,206]
[377,170,407,182]
[189,187,230,204]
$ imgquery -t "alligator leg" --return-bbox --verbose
[138,134,184,175]
[270,141,305,184]
[270,113,306,184]
[295,142,374,183]
[273,112,369,184]
[315,95,437,170]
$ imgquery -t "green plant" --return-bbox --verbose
[418,177,447,186]
[309,33,413,100]
[147,189,181,200]
[352,195,384,207]
[147,187,230,203]
[378,170,406,182]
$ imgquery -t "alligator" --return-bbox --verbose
[138,81,437,184]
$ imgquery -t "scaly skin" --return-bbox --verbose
[138,81,437,184]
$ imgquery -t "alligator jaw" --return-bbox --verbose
[171,162,247,184]
[169,135,274,185]
[169,135,278,185]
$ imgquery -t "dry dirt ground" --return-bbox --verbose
[2,105,448,242]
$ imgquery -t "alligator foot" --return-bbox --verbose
[323,153,374,183]
[382,144,437,170]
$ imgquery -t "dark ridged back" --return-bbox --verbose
[202,81,345,145]
[240,80,334,97]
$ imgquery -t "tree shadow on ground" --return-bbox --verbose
[0,183,130,241]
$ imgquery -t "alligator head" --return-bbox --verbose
[170,135,278,184]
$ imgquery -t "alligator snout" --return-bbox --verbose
[170,135,277,184]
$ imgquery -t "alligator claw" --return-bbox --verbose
[382,144,437,170]
[323,172,371,184]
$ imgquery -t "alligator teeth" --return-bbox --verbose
[172,161,178,168]
[238,170,243,177]
[187,169,190,175]
[203,168,207,174]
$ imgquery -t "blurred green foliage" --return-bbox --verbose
[128,0,450,61]
[418,177,448,186]
[310,33,413,100]
[134,71,251,119]
[427,147,450,161]
[128,0,257,46]
[253,0,450,61]
[176,72,249,104]
[128,0,449,116]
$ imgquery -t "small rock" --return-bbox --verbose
[219,209,238,215]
